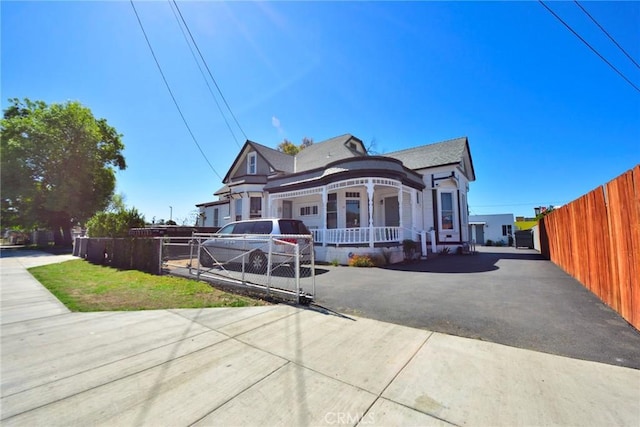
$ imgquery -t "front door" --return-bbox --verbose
[471,224,485,244]
[282,201,292,219]
[346,200,360,228]
[384,197,399,226]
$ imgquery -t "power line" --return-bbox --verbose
[171,0,249,142]
[574,1,640,70]
[538,0,640,93]
[167,0,242,148]
[130,0,222,180]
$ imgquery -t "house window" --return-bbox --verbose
[213,208,219,227]
[502,224,513,236]
[299,205,318,216]
[327,193,337,229]
[461,194,467,226]
[247,152,257,175]
[235,198,242,221]
[345,192,360,198]
[440,192,454,230]
[250,197,262,219]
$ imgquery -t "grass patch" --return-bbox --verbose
[28,259,268,311]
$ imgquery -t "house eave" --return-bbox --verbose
[265,156,425,194]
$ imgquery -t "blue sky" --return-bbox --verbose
[2,1,639,224]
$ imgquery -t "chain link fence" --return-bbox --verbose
[162,233,315,304]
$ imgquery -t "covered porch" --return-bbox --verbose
[266,177,424,248]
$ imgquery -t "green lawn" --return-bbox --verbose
[29,259,268,311]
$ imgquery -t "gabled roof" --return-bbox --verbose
[294,134,366,172]
[222,140,294,183]
[251,141,294,173]
[385,136,475,181]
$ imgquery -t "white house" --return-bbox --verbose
[196,134,476,262]
[195,200,230,228]
[468,214,515,245]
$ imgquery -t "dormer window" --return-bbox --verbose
[247,152,257,175]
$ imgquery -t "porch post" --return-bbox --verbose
[411,188,417,241]
[398,186,404,241]
[321,186,328,247]
[367,180,374,248]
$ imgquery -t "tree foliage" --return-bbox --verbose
[86,207,146,238]
[535,205,556,221]
[1,98,126,244]
[276,137,314,155]
[277,139,299,155]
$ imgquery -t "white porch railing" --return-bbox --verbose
[311,227,401,245]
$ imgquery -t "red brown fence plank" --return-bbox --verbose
[540,165,640,330]
[632,165,640,326]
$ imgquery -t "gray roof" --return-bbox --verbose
[294,134,365,172]
[213,185,229,196]
[265,156,424,193]
[385,136,469,171]
[249,141,294,173]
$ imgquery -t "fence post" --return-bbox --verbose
[295,242,300,302]
[157,237,164,275]
[188,234,194,275]
[197,237,202,280]
[420,230,427,259]
[266,238,273,296]
[311,236,316,299]
[430,229,437,254]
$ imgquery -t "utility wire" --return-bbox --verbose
[172,0,249,142]
[167,0,241,148]
[130,0,222,180]
[538,0,640,93]
[574,1,640,70]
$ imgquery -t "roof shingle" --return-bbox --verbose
[294,134,365,172]
[385,136,468,171]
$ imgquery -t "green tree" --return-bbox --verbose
[277,139,299,155]
[535,205,556,221]
[1,98,126,245]
[107,193,127,212]
[276,137,314,155]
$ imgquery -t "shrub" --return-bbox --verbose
[86,207,146,237]
[330,259,340,267]
[402,239,417,260]
[439,246,451,255]
[348,255,375,267]
[485,239,493,246]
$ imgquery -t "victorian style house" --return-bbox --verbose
[196,134,475,263]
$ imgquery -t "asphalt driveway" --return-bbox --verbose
[313,246,640,369]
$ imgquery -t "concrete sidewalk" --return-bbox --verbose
[1,253,639,426]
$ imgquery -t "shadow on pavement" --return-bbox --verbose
[382,250,546,274]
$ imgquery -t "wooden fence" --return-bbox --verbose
[74,237,162,275]
[539,165,639,330]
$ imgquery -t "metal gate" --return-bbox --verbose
[161,232,315,303]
